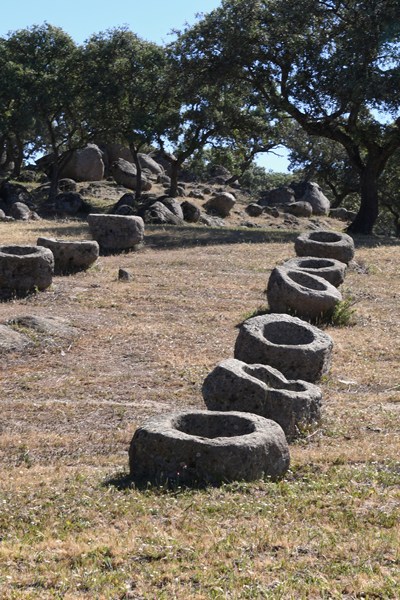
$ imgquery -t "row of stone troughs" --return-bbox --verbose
[129,229,355,488]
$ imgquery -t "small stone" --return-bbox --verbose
[118,268,132,281]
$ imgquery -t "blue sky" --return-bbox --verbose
[0,0,222,44]
[1,0,290,172]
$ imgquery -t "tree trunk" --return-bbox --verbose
[11,136,24,178]
[130,146,143,200]
[347,167,380,235]
[48,159,60,201]
[169,160,180,197]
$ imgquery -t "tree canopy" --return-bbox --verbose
[1,3,400,233]
[178,0,400,233]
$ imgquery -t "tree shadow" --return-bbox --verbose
[145,225,299,250]
[29,222,89,239]
[350,234,400,248]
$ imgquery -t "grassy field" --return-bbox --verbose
[0,218,399,599]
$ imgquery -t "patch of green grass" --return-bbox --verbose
[325,295,358,327]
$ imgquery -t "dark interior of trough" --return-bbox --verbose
[309,231,341,243]
[263,321,315,345]
[288,270,328,290]
[174,413,256,438]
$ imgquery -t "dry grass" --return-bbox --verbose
[0,217,399,599]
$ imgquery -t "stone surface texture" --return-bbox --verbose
[129,410,290,485]
[181,200,201,223]
[298,182,330,215]
[37,237,99,274]
[202,359,322,441]
[282,256,347,287]
[203,192,236,217]
[234,313,333,382]
[60,144,105,182]
[87,214,144,253]
[246,203,264,217]
[6,315,79,340]
[0,245,54,299]
[142,201,184,225]
[285,201,313,218]
[295,230,355,264]
[0,323,32,353]
[266,266,342,320]
[110,158,152,192]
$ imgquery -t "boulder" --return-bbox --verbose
[259,187,295,206]
[58,178,77,192]
[246,203,264,217]
[8,202,31,221]
[0,323,32,353]
[234,313,333,382]
[295,230,355,264]
[87,214,144,253]
[203,192,236,217]
[298,182,330,215]
[37,237,99,274]
[110,158,152,192]
[114,204,137,215]
[157,173,171,185]
[102,145,164,176]
[138,153,164,176]
[6,315,79,340]
[202,359,322,441]
[129,410,290,486]
[266,266,342,320]
[285,201,313,218]
[60,144,105,182]
[142,201,183,225]
[111,193,139,214]
[54,192,87,216]
[329,207,358,221]
[181,200,201,223]
[264,206,280,218]
[0,245,54,299]
[281,256,347,287]
[0,181,35,208]
[199,214,226,227]
[159,198,184,220]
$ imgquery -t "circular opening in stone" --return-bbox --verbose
[1,246,38,256]
[309,231,341,243]
[298,259,333,269]
[287,270,327,291]
[280,381,307,392]
[174,412,255,438]
[263,321,315,345]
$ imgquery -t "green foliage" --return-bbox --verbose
[181,0,400,233]
[238,164,297,195]
[326,297,358,328]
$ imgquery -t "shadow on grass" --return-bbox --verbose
[145,225,299,250]
[103,470,209,494]
[351,234,400,248]
[28,220,89,239]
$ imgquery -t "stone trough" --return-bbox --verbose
[0,244,54,299]
[37,237,99,274]
[266,266,342,320]
[129,410,290,486]
[295,230,355,264]
[87,214,144,254]
[281,256,347,287]
[202,359,322,441]
[234,313,333,382]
